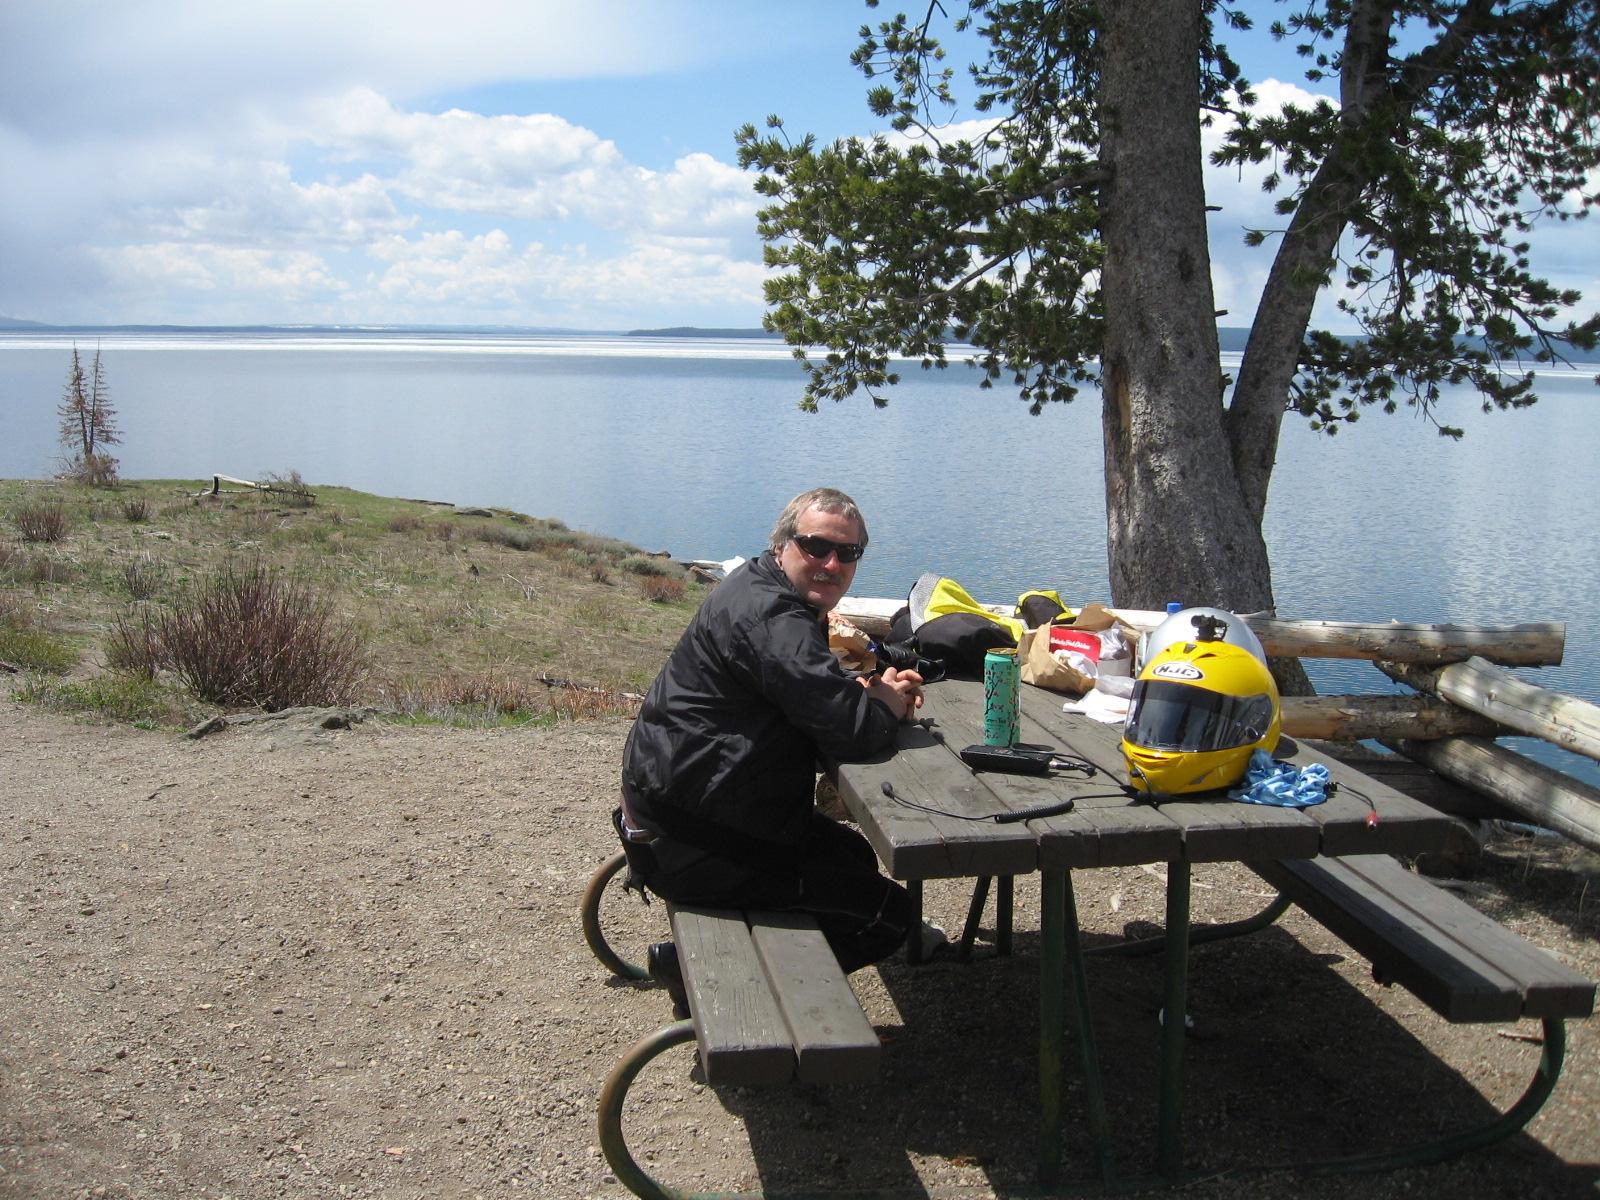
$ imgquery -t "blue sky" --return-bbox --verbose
[1,1,1593,332]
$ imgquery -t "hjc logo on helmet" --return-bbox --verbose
[1151,662,1204,681]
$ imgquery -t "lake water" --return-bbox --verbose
[3,329,1598,786]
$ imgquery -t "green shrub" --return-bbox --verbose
[618,555,673,577]
[0,626,78,673]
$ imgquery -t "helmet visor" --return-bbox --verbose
[1125,680,1275,752]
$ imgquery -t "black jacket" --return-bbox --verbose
[621,552,900,853]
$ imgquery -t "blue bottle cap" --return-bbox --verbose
[1166,601,1183,614]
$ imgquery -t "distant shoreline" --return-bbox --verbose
[6,321,1599,366]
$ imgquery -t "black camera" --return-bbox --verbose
[871,638,947,684]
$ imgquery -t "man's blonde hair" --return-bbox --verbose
[769,488,868,556]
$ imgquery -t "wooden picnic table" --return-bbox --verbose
[829,677,1457,1187]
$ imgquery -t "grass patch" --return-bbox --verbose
[17,672,202,727]
[0,624,79,672]
[0,477,706,722]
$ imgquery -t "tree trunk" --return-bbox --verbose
[1224,0,1392,524]
[1098,1,1288,629]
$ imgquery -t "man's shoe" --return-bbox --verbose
[647,941,690,1020]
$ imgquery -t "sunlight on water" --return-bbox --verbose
[4,330,1597,784]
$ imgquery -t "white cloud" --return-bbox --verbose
[367,227,765,321]
[305,89,761,238]
[92,243,348,299]
[163,166,416,246]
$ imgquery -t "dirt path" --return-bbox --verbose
[2,693,1595,1199]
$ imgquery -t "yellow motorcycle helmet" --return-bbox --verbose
[1122,630,1281,797]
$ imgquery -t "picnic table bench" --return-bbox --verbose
[1249,851,1594,1169]
[591,883,880,1200]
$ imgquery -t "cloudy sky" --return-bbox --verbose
[1,1,1593,332]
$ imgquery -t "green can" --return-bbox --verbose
[983,647,1021,746]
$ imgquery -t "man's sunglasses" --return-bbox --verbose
[791,534,867,564]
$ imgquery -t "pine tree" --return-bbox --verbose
[57,344,121,485]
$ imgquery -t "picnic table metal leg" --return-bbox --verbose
[581,851,651,981]
[1039,870,1066,1186]
[1157,858,1192,1180]
[906,879,924,965]
[997,875,1014,955]
[957,876,992,962]
[957,875,1016,961]
[1040,869,1112,1188]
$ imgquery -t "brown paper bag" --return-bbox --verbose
[1020,625,1094,695]
[1019,604,1142,694]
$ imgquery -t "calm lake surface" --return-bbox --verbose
[3,330,1597,785]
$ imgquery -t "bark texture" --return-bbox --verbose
[1099,0,1278,620]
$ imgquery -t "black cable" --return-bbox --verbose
[879,781,1129,823]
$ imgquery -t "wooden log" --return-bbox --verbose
[1385,736,1600,855]
[1280,694,1504,742]
[1378,656,1600,765]
[837,599,1565,667]
[1245,617,1564,667]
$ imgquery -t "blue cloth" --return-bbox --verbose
[1229,749,1330,807]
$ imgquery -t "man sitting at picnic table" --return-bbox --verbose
[614,487,926,1016]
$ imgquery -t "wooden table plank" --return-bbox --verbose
[671,906,794,1085]
[749,911,882,1084]
[1015,687,1184,869]
[832,710,1039,880]
[1278,737,1456,857]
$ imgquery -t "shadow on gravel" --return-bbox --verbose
[715,921,1593,1199]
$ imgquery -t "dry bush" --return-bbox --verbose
[638,574,687,604]
[589,562,611,585]
[431,521,462,543]
[387,513,425,534]
[61,452,120,488]
[399,671,546,715]
[24,554,74,585]
[260,469,315,507]
[120,556,166,601]
[121,497,151,523]
[389,671,637,723]
[0,591,33,628]
[12,503,69,544]
[109,561,369,710]
[105,608,163,679]
[547,683,636,720]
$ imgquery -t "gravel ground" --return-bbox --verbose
[2,691,1595,1199]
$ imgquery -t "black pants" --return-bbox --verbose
[614,809,912,973]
